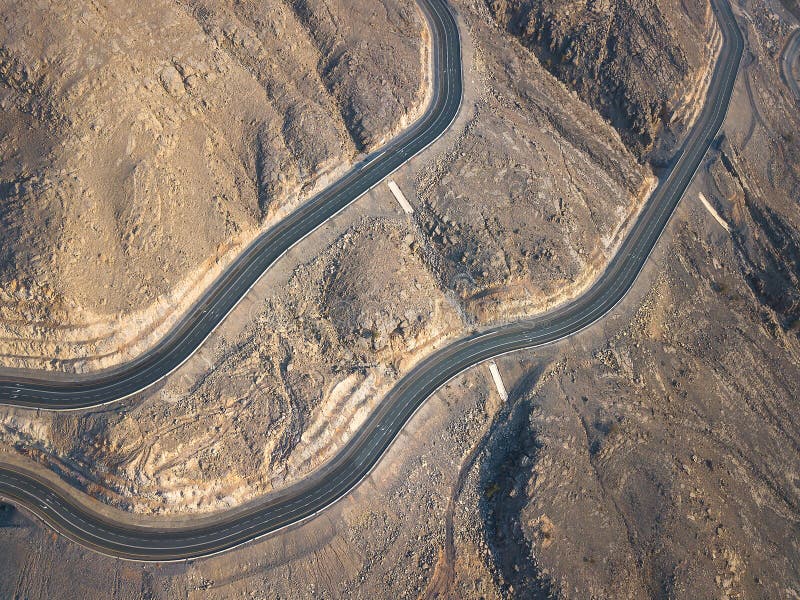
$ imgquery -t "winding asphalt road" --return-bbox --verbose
[0,0,743,561]
[0,0,461,409]
[781,28,800,101]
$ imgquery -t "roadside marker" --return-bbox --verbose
[488,361,509,402]
[388,180,414,214]
[698,193,730,232]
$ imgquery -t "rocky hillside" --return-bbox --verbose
[0,0,424,369]
[0,0,729,514]
[1,0,799,597]
[486,0,717,159]
[465,1,800,595]
[0,218,463,514]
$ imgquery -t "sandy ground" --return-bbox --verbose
[1,0,798,597]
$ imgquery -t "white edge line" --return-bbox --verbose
[0,0,741,565]
[1,0,464,413]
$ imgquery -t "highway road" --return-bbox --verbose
[781,28,800,101]
[0,0,743,561]
[0,0,462,409]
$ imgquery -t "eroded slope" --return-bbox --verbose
[412,0,718,324]
[0,0,425,370]
[1,218,462,512]
[0,0,722,515]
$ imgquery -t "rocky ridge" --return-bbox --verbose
[0,0,426,371]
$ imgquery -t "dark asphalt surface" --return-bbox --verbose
[781,28,800,101]
[0,0,743,561]
[0,0,461,409]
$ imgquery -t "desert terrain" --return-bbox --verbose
[0,0,426,371]
[0,0,798,597]
[1,0,719,514]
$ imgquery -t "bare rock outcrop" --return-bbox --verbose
[0,0,425,370]
[0,218,462,514]
[486,0,716,159]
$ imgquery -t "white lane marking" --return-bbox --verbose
[0,0,742,563]
[487,361,508,402]
[363,150,385,168]
[0,0,462,411]
[698,193,731,232]
[387,180,414,214]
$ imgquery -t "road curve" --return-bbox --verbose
[781,28,800,101]
[0,0,462,409]
[0,0,743,561]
